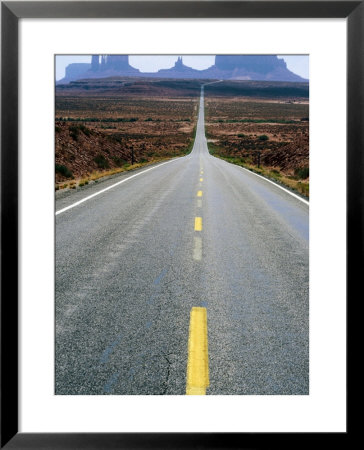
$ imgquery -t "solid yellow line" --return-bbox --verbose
[197,191,203,197]
[186,307,209,395]
[200,178,203,182]
[194,217,202,231]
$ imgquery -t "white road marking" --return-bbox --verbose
[56,159,180,215]
[193,237,202,260]
[217,158,309,206]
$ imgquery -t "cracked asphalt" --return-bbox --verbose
[56,88,309,395]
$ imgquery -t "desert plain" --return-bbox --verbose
[55,78,309,197]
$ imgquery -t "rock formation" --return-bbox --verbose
[213,55,303,81]
[156,56,203,78]
[91,55,99,71]
[59,55,307,84]
[65,63,91,80]
[61,55,139,82]
[215,55,286,73]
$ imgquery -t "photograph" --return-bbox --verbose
[2,0,354,444]
[55,54,309,395]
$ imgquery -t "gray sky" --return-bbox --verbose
[55,55,309,80]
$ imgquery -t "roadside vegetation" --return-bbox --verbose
[205,95,309,198]
[55,158,172,191]
[55,82,199,190]
[208,142,309,197]
[55,121,197,191]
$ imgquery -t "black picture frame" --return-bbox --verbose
[1,1,354,448]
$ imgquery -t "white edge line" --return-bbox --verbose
[217,157,309,206]
[55,158,179,215]
[202,83,308,206]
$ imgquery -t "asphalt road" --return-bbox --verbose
[56,87,309,395]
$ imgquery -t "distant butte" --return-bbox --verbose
[58,55,307,84]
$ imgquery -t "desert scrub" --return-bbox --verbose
[269,169,282,181]
[77,124,93,137]
[55,164,73,178]
[56,157,176,191]
[209,147,309,198]
[297,182,309,196]
[258,135,269,141]
[213,119,298,124]
[56,117,138,123]
[69,125,80,141]
[107,134,122,144]
[69,124,93,140]
[94,154,110,169]
[78,179,89,187]
[207,142,221,156]
[112,156,127,167]
[183,125,197,155]
[294,167,309,179]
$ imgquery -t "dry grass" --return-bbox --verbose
[205,95,309,198]
[212,153,309,197]
[55,156,175,190]
[55,94,198,184]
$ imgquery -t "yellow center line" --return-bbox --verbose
[186,307,209,395]
[200,178,203,182]
[197,191,203,197]
[194,217,202,231]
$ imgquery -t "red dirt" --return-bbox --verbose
[261,134,309,174]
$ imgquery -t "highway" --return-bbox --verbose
[56,87,309,395]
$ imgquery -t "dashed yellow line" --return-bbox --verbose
[200,178,203,182]
[194,217,202,231]
[197,191,203,197]
[186,307,209,395]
